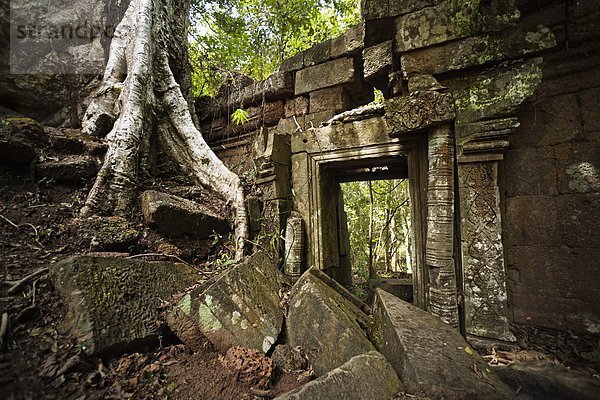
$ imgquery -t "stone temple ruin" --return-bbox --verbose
[198,0,598,344]
[1,0,599,398]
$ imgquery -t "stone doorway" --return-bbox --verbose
[291,122,430,310]
[339,172,415,305]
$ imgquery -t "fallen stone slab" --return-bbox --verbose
[50,256,200,355]
[37,155,99,183]
[140,190,230,238]
[494,361,600,400]
[168,251,284,353]
[371,289,513,399]
[287,267,375,376]
[275,351,403,400]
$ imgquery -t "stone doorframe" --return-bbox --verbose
[287,63,541,341]
[290,92,458,319]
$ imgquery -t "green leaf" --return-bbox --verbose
[231,108,250,125]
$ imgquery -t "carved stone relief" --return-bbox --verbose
[459,162,515,341]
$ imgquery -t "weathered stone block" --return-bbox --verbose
[553,143,600,194]
[330,25,363,58]
[512,93,584,148]
[361,0,388,20]
[504,196,561,246]
[388,0,435,17]
[309,86,352,113]
[287,268,375,376]
[280,52,304,73]
[578,87,600,134]
[275,352,403,400]
[140,190,230,238]
[363,40,393,81]
[228,71,294,108]
[0,116,49,163]
[36,155,99,183]
[555,193,600,248]
[371,289,513,399]
[294,57,355,95]
[304,110,336,129]
[395,0,520,52]
[78,216,140,251]
[401,25,556,77]
[384,91,454,135]
[304,40,331,67]
[453,58,543,126]
[51,256,200,354]
[284,96,309,118]
[504,147,558,197]
[494,361,600,400]
[169,252,284,353]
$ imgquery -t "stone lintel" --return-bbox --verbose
[291,116,391,154]
[384,91,455,136]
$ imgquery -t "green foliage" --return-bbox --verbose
[341,179,412,280]
[188,0,360,96]
[231,108,249,125]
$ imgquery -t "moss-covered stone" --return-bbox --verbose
[395,0,520,52]
[0,115,49,163]
[452,58,543,130]
[168,251,284,353]
[286,267,375,377]
[401,25,556,77]
[51,256,201,355]
[275,352,403,400]
[78,216,141,251]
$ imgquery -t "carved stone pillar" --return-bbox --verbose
[458,162,515,341]
[284,211,305,278]
[426,125,459,327]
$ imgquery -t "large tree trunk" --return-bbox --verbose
[80,0,248,259]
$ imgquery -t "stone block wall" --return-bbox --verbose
[201,0,599,337]
[503,0,600,334]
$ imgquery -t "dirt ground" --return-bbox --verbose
[0,164,306,400]
[0,158,598,400]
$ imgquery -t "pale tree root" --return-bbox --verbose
[80,0,248,259]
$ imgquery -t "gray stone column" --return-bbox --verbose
[426,125,459,328]
[458,162,515,341]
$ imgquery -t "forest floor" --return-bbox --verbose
[0,165,305,399]
[0,160,599,399]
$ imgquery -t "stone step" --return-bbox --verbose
[36,154,100,183]
[140,190,230,238]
